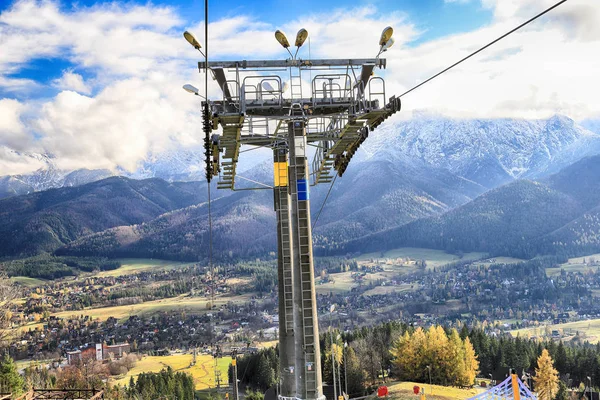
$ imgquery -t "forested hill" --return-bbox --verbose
[56,157,484,262]
[0,177,208,257]
[336,155,600,259]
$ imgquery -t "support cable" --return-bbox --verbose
[312,174,337,230]
[203,0,215,312]
[311,0,568,230]
[398,0,569,98]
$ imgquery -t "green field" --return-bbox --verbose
[11,276,46,287]
[316,272,357,294]
[51,293,254,321]
[363,283,414,296]
[113,354,230,390]
[357,247,487,269]
[511,318,600,343]
[94,258,195,277]
[546,254,600,276]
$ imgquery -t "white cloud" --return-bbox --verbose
[0,0,599,176]
[52,71,91,94]
[384,0,600,120]
[34,72,204,172]
[0,145,45,175]
[0,98,32,151]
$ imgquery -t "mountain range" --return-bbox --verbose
[337,155,600,259]
[1,114,600,261]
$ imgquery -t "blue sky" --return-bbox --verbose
[0,0,598,174]
[0,0,493,99]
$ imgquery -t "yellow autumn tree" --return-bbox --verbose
[425,326,450,385]
[390,326,479,387]
[533,349,559,400]
[462,337,479,386]
[391,329,422,379]
[448,329,466,385]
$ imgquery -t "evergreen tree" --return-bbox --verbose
[0,354,25,395]
[534,349,559,400]
[553,381,568,400]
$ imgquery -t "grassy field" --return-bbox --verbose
[511,318,600,343]
[10,276,46,287]
[388,381,485,400]
[474,256,525,267]
[94,258,195,277]
[51,293,254,322]
[546,254,600,276]
[363,283,414,296]
[316,272,357,294]
[357,247,486,269]
[113,354,231,390]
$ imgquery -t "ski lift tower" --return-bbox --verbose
[183,27,400,400]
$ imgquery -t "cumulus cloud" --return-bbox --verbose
[52,71,91,94]
[0,0,599,175]
[0,98,32,151]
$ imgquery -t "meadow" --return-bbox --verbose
[356,247,486,268]
[93,258,194,277]
[546,253,600,276]
[511,318,600,343]
[113,354,231,390]
[51,292,254,322]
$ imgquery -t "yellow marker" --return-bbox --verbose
[232,359,236,366]
[274,161,288,187]
[511,374,521,400]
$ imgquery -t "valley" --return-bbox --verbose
[2,114,600,398]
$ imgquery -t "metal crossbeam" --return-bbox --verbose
[199,58,386,70]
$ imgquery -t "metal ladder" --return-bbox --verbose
[289,66,303,99]
[290,160,318,400]
[277,183,294,333]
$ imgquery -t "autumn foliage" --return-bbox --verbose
[533,349,559,400]
[390,326,479,387]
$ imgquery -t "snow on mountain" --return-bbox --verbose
[1,115,599,198]
[361,114,600,188]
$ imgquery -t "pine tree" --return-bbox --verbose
[554,381,568,400]
[345,346,366,397]
[534,349,559,400]
[0,354,25,395]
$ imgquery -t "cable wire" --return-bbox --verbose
[204,0,215,313]
[310,0,568,231]
[312,174,337,230]
[398,0,569,98]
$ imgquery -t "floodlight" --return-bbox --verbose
[183,84,207,100]
[184,31,202,49]
[183,84,199,94]
[295,28,308,47]
[381,37,395,52]
[379,26,394,46]
[275,30,291,48]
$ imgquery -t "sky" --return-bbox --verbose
[0,0,599,175]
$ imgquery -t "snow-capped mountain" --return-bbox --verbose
[0,146,114,197]
[361,114,600,188]
[1,114,599,198]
